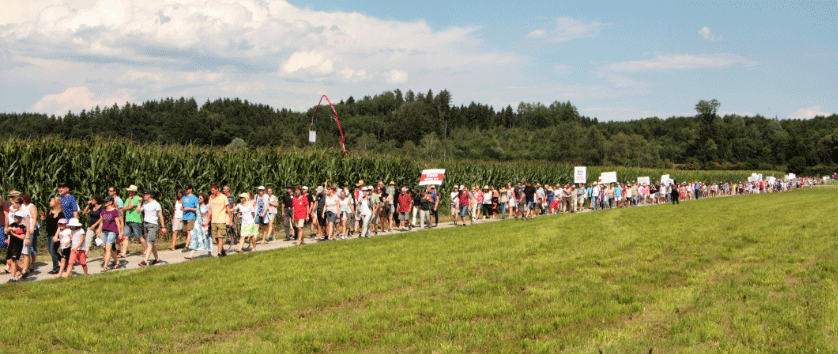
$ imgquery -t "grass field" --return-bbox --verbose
[4,188,838,353]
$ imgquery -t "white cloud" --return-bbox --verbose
[606,53,758,72]
[384,70,408,84]
[2,0,525,112]
[526,29,546,39]
[528,17,609,43]
[29,86,131,115]
[788,106,831,119]
[699,26,721,41]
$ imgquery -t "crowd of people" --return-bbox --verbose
[0,177,811,282]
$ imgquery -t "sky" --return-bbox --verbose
[0,0,835,121]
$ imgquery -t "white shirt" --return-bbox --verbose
[174,201,183,219]
[325,195,339,214]
[592,187,600,197]
[70,229,86,251]
[235,203,255,224]
[483,191,493,204]
[59,229,72,249]
[359,199,371,216]
[142,200,162,225]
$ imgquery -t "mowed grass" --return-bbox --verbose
[4,189,838,353]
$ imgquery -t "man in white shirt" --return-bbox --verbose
[138,190,166,266]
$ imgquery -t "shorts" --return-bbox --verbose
[211,224,227,239]
[124,222,142,239]
[398,212,409,221]
[240,224,258,238]
[68,249,87,266]
[294,219,305,228]
[6,238,23,261]
[21,228,38,256]
[103,231,118,244]
[182,220,195,233]
[60,247,71,260]
[265,213,275,223]
[172,218,183,231]
[143,223,159,244]
[317,212,326,226]
[370,213,380,224]
[325,211,337,223]
[340,211,350,221]
[389,204,395,214]
[459,205,469,217]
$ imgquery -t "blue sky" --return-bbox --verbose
[0,0,835,120]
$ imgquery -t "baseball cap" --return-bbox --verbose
[58,218,68,224]
[302,186,308,190]
[316,186,324,194]
[239,193,248,199]
[258,186,265,190]
[14,211,26,218]
[103,196,114,203]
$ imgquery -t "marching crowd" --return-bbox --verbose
[0,177,806,282]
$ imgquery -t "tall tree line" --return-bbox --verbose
[1,92,836,175]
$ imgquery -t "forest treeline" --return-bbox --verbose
[1,89,836,175]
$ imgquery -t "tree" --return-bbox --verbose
[695,99,720,117]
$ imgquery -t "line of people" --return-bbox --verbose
[0,177,809,282]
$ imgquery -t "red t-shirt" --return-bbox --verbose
[398,193,412,213]
[293,196,309,220]
[459,191,470,206]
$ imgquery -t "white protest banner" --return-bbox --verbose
[600,171,618,184]
[637,176,650,185]
[419,169,446,186]
[574,166,587,184]
[767,176,776,184]
[757,174,763,181]
[661,174,671,185]
[787,173,796,180]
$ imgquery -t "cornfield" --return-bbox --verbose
[0,137,781,220]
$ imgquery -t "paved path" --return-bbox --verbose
[1,215,507,283]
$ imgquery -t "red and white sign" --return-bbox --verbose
[419,169,446,186]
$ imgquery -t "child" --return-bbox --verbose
[5,211,27,283]
[63,218,87,277]
[53,218,70,278]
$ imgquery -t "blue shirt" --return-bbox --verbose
[546,190,554,202]
[615,186,623,198]
[181,195,199,221]
[59,194,79,220]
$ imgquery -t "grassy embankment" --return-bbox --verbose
[2,188,837,353]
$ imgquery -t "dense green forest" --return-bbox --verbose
[1,89,836,176]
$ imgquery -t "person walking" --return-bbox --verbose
[97,196,122,271]
[168,190,184,251]
[44,197,65,275]
[234,193,257,252]
[397,187,412,231]
[62,218,88,277]
[292,187,309,246]
[322,185,339,240]
[254,186,270,244]
[180,185,199,251]
[266,187,279,242]
[282,185,295,241]
[358,187,373,238]
[137,191,165,266]
[185,193,212,260]
[120,185,142,258]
